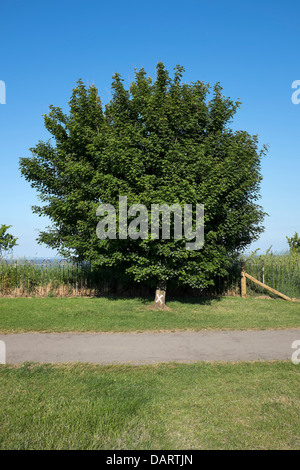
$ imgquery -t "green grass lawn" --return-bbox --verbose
[0,361,299,450]
[0,296,299,333]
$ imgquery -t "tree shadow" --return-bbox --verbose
[166,295,223,306]
[99,293,223,306]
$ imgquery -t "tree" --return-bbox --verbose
[20,63,266,307]
[0,225,18,258]
[286,232,300,254]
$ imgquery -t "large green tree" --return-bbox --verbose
[20,63,266,306]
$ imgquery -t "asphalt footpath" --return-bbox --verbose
[1,329,300,364]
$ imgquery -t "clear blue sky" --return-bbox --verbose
[1,0,299,258]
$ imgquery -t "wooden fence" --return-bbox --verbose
[0,257,299,299]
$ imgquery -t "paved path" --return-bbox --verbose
[1,330,300,364]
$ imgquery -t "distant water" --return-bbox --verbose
[3,257,65,265]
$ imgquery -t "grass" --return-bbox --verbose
[0,361,299,450]
[0,296,299,333]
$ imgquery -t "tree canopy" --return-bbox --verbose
[287,232,300,255]
[20,63,266,297]
[0,225,18,258]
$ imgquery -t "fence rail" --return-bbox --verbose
[0,257,299,298]
[243,258,300,299]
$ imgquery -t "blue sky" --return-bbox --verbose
[0,0,299,258]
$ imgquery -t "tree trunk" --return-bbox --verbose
[152,280,167,309]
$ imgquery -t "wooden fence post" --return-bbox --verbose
[241,262,247,298]
[14,261,17,297]
[76,263,78,296]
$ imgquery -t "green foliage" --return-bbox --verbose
[0,225,18,257]
[287,232,300,254]
[20,63,266,290]
[244,253,300,299]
